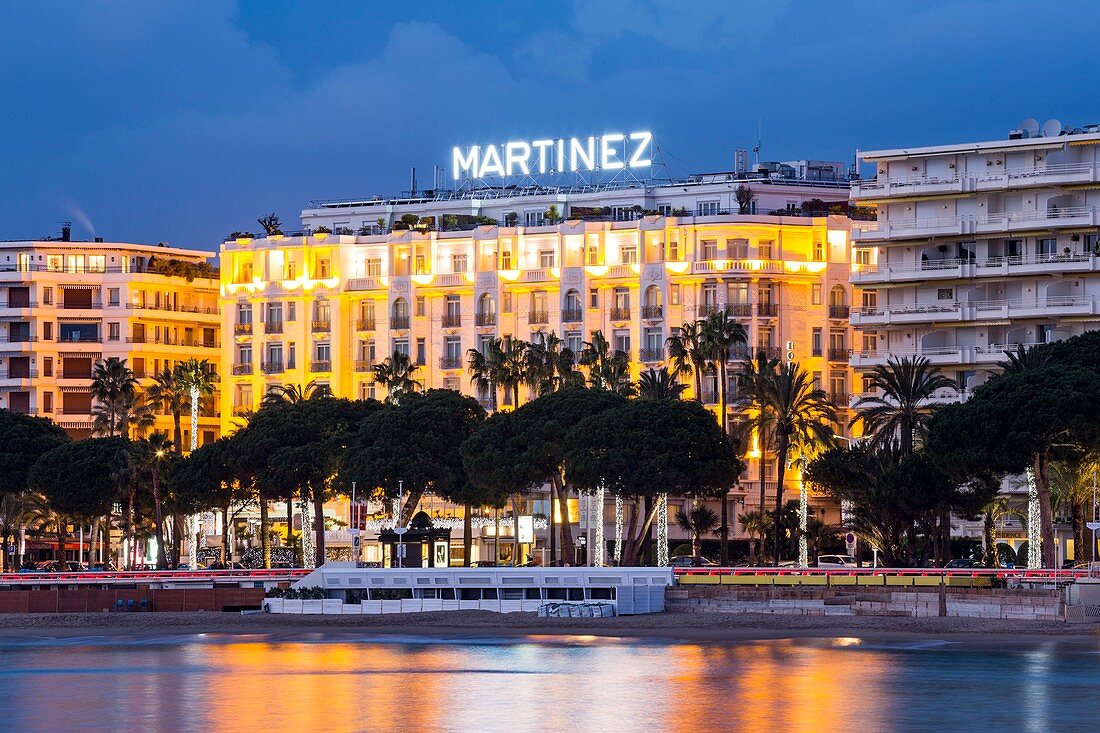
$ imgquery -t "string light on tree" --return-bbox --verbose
[594,484,606,566]
[657,493,669,566]
[1026,467,1041,569]
[614,496,624,563]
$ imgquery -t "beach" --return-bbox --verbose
[0,610,1095,644]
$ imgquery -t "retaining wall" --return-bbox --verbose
[0,587,265,613]
[667,585,1063,621]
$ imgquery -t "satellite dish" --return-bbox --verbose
[1020,118,1040,137]
[1041,119,1063,138]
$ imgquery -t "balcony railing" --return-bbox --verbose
[234,323,253,335]
[0,335,36,343]
[561,308,584,323]
[356,318,376,331]
[311,320,330,333]
[0,369,37,379]
[58,301,104,310]
[830,393,850,408]
[261,361,284,374]
[231,364,252,375]
[0,301,38,309]
[641,305,663,320]
[58,335,101,343]
[529,310,549,324]
[827,347,850,362]
[442,313,462,328]
[725,303,753,318]
[701,391,719,404]
[609,307,631,321]
[265,322,284,334]
[390,315,410,330]
[828,305,850,319]
[639,348,664,362]
[439,357,464,370]
[125,303,219,315]
[757,303,778,317]
[354,360,373,373]
[310,360,331,373]
[475,312,496,327]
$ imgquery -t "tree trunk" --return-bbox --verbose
[398,486,425,526]
[173,410,183,454]
[719,493,729,565]
[312,484,326,567]
[221,506,230,564]
[552,474,575,566]
[548,484,556,566]
[152,469,168,570]
[758,454,768,561]
[260,498,271,569]
[772,434,789,567]
[462,504,472,567]
[940,507,952,565]
[621,499,662,567]
[1033,453,1057,568]
[286,499,296,565]
[170,513,182,568]
[984,512,998,568]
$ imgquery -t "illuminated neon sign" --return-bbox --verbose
[453,132,653,180]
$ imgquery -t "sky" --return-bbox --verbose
[2,0,1099,251]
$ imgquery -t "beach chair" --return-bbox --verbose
[114,599,124,612]
[140,599,149,612]
[126,599,134,612]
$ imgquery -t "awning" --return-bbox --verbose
[60,285,101,291]
[1068,139,1100,147]
[58,386,92,393]
[932,320,1010,328]
[1062,183,1100,191]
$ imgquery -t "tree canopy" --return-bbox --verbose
[0,410,69,496]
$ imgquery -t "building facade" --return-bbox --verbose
[0,239,221,442]
[221,201,861,560]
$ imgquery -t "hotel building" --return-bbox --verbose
[221,166,863,562]
[0,236,222,442]
[850,123,1100,398]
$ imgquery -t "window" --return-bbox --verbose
[359,339,376,363]
[43,322,52,341]
[531,290,548,314]
[104,287,119,306]
[414,253,426,275]
[589,287,599,309]
[315,342,331,363]
[318,258,331,278]
[937,288,954,300]
[702,282,718,310]
[613,330,631,354]
[393,338,409,357]
[862,290,878,308]
[266,302,283,325]
[812,328,822,357]
[364,258,381,277]
[586,239,599,265]
[670,284,681,306]
[42,287,52,305]
[360,300,376,322]
[563,289,582,314]
[862,333,878,352]
[236,384,253,409]
[812,283,822,305]
[829,286,847,307]
[701,240,718,260]
[500,247,513,270]
[613,287,630,311]
[855,248,872,266]
[565,331,582,356]
[444,336,462,362]
[813,239,824,261]
[88,255,106,272]
[727,282,749,305]
[445,294,461,317]
[415,296,426,317]
[43,392,53,414]
[238,345,252,365]
[758,240,774,259]
[668,239,680,261]
[66,254,85,273]
[539,249,556,268]
[287,343,296,370]
[1038,324,1056,344]
[43,357,53,378]
[107,322,120,341]
[502,292,513,313]
[46,254,63,272]
[416,338,426,365]
[451,253,468,273]
[620,245,638,265]
[287,302,297,322]
[829,330,846,354]
[697,201,720,216]
[727,239,749,259]
[1037,238,1057,258]
[830,372,847,399]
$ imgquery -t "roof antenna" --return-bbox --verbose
[753,118,762,168]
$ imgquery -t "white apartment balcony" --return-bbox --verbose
[692,259,786,275]
[849,387,971,409]
[853,296,1094,327]
[853,252,1095,285]
[346,277,385,291]
[853,207,1097,243]
[849,346,963,368]
[972,342,1043,364]
[852,162,1100,200]
[851,301,962,326]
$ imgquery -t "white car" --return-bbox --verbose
[816,554,859,568]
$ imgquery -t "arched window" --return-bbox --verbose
[392,297,409,319]
[644,285,663,307]
[477,293,496,326]
[829,285,847,307]
[564,289,582,311]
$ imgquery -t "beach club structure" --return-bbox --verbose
[219,152,866,566]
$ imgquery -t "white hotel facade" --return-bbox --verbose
[850,124,1100,399]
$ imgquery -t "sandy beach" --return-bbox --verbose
[0,610,1096,645]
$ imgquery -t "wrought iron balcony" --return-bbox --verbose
[442,313,462,328]
[475,312,496,327]
[640,305,663,320]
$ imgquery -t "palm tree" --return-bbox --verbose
[90,357,138,437]
[676,505,719,565]
[147,366,189,451]
[737,350,781,541]
[762,360,836,566]
[261,380,333,406]
[0,493,32,572]
[372,351,422,404]
[637,367,688,400]
[525,331,582,396]
[145,432,174,569]
[579,330,634,396]
[738,510,772,565]
[981,494,1025,568]
[666,320,709,400]
[176,358,218,452]
[998,343,1052,375]
[852,356,956,456]
[467,336,528,408]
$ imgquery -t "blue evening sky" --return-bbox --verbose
[2,0,1098,250]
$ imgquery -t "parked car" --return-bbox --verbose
[816,554,859,568]
[944,558,979,569]
[669,555,717,568]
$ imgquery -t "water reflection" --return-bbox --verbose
[0,635,1096,732]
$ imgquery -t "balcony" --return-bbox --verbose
[0,369,37,379]
[310,360,331,373]
[475,312,496,327]
[641,305,663,320]
[231,364,252,375]
[356,318,376,331]
[439,357,464,370]
[260,361,284,374]
[827,347,850,362]
[851,346,964,368]
[561,308,584,323]
[265,322,284,334]
[693,259,784,275]
[639,348,664,363]
[347,277,383,291]
[828,305,850,319]
[354,360,373,372]
[855,252,1097,285]
[756,303,778,318]
[522,268,554,283]
[855,296,1095,326]
[390,316,410,330]
[0,301,37,309]
[234,323,253,335]
[311,320,330,333]
[58,335,101,344]
[442,313,462,328]
[58,301,104,310]
[829,393,850,408]
[855,207,1098,243]
[56,371,92,380]
[0,335,36,343]
[852,163,1100,200]
[529,310,549,325]
[609,307,631,321]
[726,303,753,318]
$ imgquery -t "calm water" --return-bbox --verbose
[0,633,1096,732]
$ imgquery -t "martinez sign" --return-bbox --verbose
[453,131,653,180]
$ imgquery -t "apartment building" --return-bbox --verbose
[0,237,221,443]
[850,123,1100,400]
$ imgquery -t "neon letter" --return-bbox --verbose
[505,141,532,176]
[532,139,553,174]
[478,144,505,178]
[629,131,653,168]
[453,146,479,179]
[600,133,625,170]
[570,136,596,172]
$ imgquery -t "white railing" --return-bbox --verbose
[692,259,785,274]
[857,163,1097,194]
[976,206,1095,226]
[346,277,382,291]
